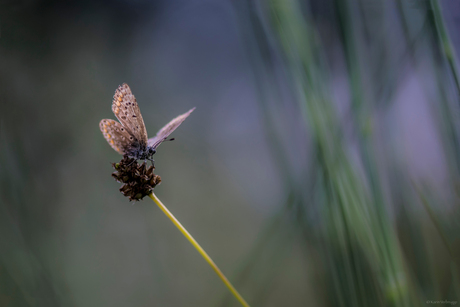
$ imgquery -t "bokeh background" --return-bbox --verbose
[1,0,460,306]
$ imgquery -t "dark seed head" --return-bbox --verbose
[111,156,161,201]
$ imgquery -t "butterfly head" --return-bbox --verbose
[147,146,157,158]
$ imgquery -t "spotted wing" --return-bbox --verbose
[111,83,148,146]
[99,119,135,155]
[147,107,195,149]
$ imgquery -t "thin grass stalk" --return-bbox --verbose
[148,192,250,307]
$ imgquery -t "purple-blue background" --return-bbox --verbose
[1,0,460,306]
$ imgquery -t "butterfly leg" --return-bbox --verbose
[127,158,137,167]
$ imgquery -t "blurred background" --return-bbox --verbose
[1,0,460,306]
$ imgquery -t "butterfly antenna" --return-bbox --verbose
[166,138,175,142]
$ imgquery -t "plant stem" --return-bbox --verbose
[148,192,250,307]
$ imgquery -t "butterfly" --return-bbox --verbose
[99,83,195,164]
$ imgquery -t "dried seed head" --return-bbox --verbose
[111,156,161,201]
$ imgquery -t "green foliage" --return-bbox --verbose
[228,0,460,306]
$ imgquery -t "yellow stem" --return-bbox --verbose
[148,192,250,307]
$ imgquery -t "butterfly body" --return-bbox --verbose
[127,145,156,162]
[100,83,194,164]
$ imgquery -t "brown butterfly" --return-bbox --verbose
[99,83,195,164]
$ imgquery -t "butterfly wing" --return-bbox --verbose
[147,107,195,149]
[99,119,136,155]
[112,83,148,146]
